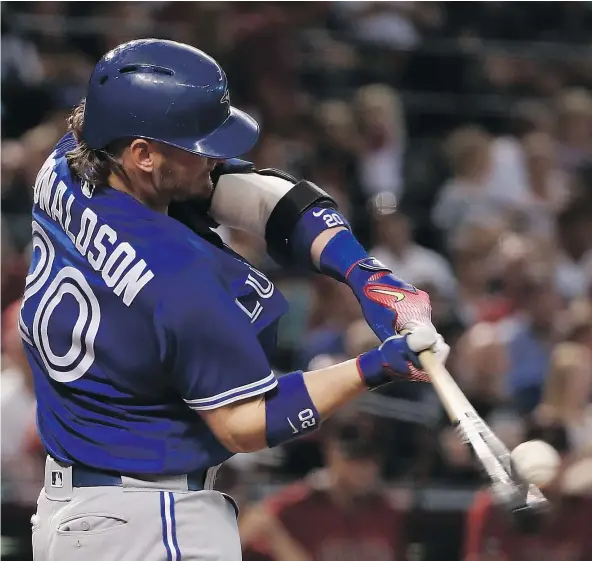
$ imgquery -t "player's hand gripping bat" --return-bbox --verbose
[414,342,550,532]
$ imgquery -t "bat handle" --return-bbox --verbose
[400,328,472,422]
[417,350,463,421]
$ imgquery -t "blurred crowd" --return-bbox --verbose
[2,2,592,560]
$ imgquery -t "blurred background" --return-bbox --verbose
[2,2,592,560]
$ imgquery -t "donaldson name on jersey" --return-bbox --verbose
[20,134,287,475]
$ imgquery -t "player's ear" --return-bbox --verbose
[128,138,156,173]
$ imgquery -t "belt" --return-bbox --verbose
[71,464,207,491]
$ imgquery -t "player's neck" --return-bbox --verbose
[108,172,169,214]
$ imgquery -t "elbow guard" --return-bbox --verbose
[210,168,337,265]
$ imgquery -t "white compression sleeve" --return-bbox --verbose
[209,173,295,238]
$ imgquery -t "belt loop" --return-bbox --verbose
[204,464,221,490]
[44,457,73,501]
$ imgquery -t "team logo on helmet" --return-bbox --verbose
[220,89,230,107]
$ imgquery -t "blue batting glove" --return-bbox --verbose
[319,231,433,342]
[357,326,441,388]
[348,257,433,342]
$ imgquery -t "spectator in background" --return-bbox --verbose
[448,217,506,325]
[335,2,422,51]
[486,100,557,211]
[1,21,44,88]
[2,119,65,252]
[316,100,360,157]
[1,138,31,252]
[464,415,592,561]
[532,342,592,454]
[251,133,296,175]
[305,148,354,221]
[516,131,569,240]
[463,482,592,561]
[568,162,592,202]
[478,234,543,325]
[556,88,592,174]
[298,277,361,369]
[504,270,565,414]
[433,424,481,485]
[343,318,380,358]
[369,193,457,300]
[241,410,409,561]
[432,126,510,241]
[455,323,510,419]
[1,301,42,505]
[554,196,592,301]
[353,84,406,201]
[0,222,28,311]
[564,297,592,352]
[98,2,160,53]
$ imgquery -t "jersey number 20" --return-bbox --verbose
[19,221,100,383]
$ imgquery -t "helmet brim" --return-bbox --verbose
[165,106,259,159]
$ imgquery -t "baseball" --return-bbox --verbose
[510,440,561,487]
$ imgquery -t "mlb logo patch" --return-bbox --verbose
[51,470,64,488]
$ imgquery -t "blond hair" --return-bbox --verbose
[444,125,491,176]
[354,84,406,140]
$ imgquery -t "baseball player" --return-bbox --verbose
[21,39,448,561]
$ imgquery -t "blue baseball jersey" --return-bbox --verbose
[19,133,289,475]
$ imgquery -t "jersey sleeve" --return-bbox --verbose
[157,263,277,411]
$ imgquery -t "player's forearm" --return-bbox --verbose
[205,330,439,453]
[310,227,347,268]
[202,360,365,454]
[302,359,366,418]
[205,163,370,279]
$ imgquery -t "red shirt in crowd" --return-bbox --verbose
[464,489,592,561]
[243,474,407,561]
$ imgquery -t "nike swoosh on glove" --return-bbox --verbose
[347,257,433,341]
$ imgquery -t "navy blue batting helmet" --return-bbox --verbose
[82,39,259,159]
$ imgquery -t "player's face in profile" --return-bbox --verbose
[155,144,222,201]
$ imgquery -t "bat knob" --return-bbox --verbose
[511,504,548,534]
[509,486,551,534]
